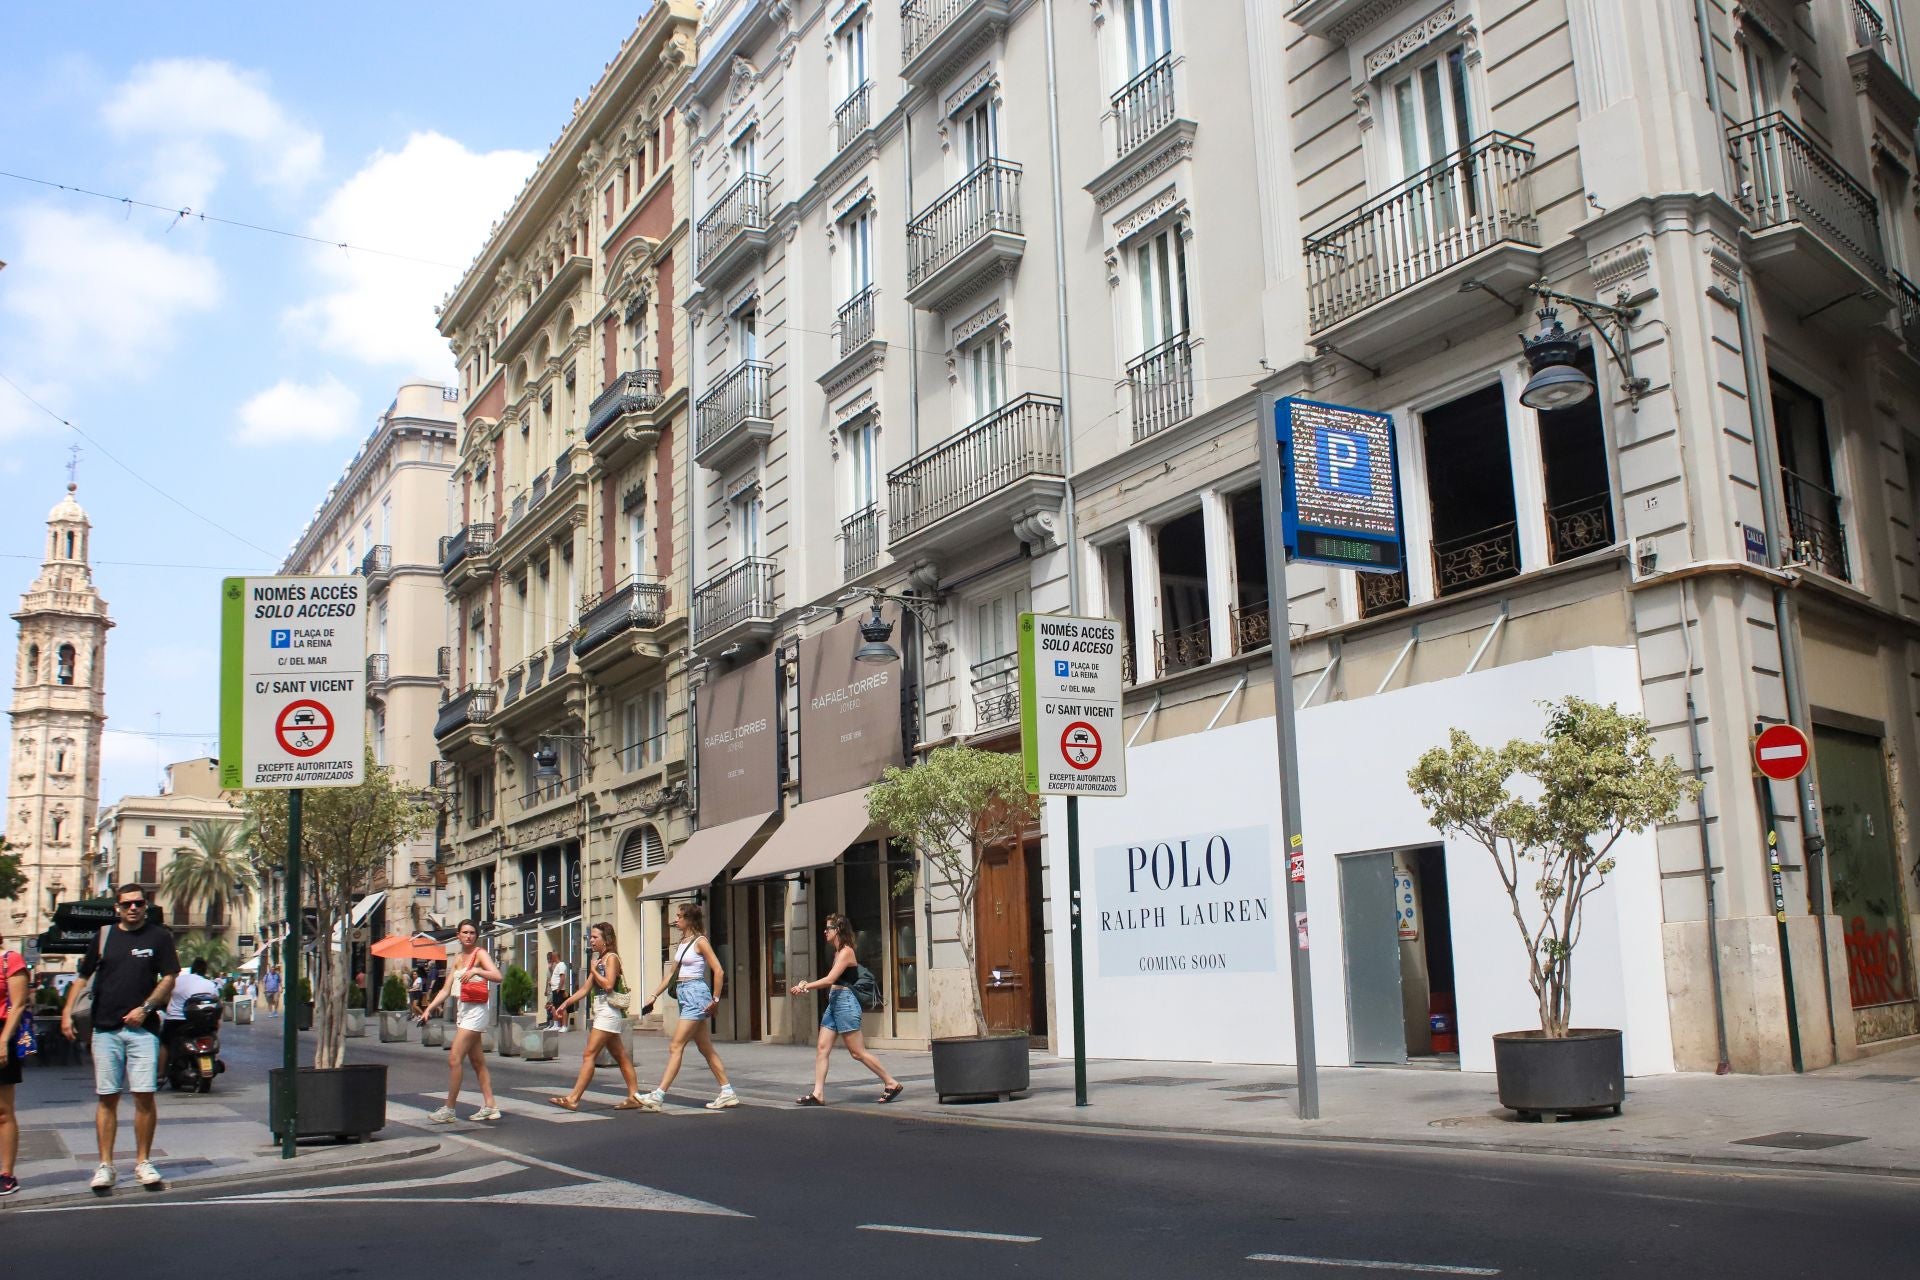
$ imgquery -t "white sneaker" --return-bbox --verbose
[705,1089,740,1110]
[636,1091,664,1112]
[426,1105,458,1124]
[134,1161,165,1189]
[471,1105,502,1122]
[90,1164,116,1193]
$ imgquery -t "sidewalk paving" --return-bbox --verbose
[502,1023,1920,1178]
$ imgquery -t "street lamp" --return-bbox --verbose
[1518,284,1653,413]
[845,591,942,666]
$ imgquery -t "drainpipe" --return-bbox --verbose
[1041,0,1081,613]
[906,111,919,458]
[684,119,703,832]
[1690,0,1834,1065]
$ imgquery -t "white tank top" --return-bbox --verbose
[677,937,708,982]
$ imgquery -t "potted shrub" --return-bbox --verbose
[220,978,238,1022]
[1408,697,1694,1120]
[378,974,410,1043]
[344,977,368,1038]
[497,965,537,1058]
[868,745,1040,1103]
[295,976,314,1032]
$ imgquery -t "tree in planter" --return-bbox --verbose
[1407,697,1695,1037]
[347,981,368,1011]
[867,746,1039,1038]
[380,973,409,1013]
[499,965,537,1017]
[246,753,432,1068]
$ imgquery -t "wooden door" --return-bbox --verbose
[975,840,1031,1032]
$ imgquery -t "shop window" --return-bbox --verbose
[767,879,788,992]
[1421,384,1520,596]
[845,842,886,997]
[1772,373,1850,581]
[1536,346,1616,564]
[1228,488,1270,654]
[1154,509,1210,675]
[890,847,918,1011]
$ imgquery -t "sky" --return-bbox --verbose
[1,3,652,811]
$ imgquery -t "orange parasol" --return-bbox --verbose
[369,934,449,961]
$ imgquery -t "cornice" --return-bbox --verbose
[1085,119,1198,213]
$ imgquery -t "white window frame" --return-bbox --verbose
[838,15,869,99]
[842,207,874,300]
[730,483,765,560]
[1118,0,1174,79]
[1134,224,1190,353]
[960,330,1006,424]
[844,416,880,515]
[1385,44,1476,182]
[959,97,998,173]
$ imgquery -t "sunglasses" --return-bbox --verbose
[119,900,148,909]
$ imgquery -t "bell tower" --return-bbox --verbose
[5,480,112,969]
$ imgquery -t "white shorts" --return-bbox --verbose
[590,997,626,1035]
[455,1001,489,1033]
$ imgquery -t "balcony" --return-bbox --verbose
[1231,603,1271,655]
[901,0,1012,88]
[839,286,877,359]
[433,683,495,750]
[529,469,550,511]
[366,653,390,689]
[1896,271,1920,352]
[436,645,453,679]
[970,651,1020,730]
[1154,618,1212,678]
[575,575,668,670]
[695,359,774,469]
[1546,492,1615,564]
[905,159,1024,312]
[888,393,1064,558]
[1783,469,1851,582]
[553,445,575,486]
[525,650,548,696]
[502,665,524,707]
[1128,333,1194,442]
[586,370,662,450]
[835,82,873,155]
[359,543,392,585]
[1728,114,1888,328]
[1113,55,1176,157]
[518,772,581,813]
[1304,133,1541,365]
[1359,568,1409,619]
[841,505,883,581]
[1851,0,1894,60]
[439,523,495,587]
[694,557,779,651]
[495,255,591,365]
[1433,522,1520,597]
[696,173,771,287]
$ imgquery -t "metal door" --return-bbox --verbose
[1815,726,1916,1038]
[1340,852,1407,1064]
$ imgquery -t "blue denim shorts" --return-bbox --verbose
[94,1026,160,1095]
[676,978,714,1021]
[821,986,862,1034]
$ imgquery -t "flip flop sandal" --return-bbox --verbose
[547,1097,579,1112]
[613,1097,648,1110]
[796,1093,826,1106]
[879,1084,905,1104]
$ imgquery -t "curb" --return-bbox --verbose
[3,1137,442,1212]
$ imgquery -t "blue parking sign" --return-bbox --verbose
[1054,660,1070,677]
[270,629,291,649]
[1316,429,1371,495]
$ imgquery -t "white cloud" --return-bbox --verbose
[101,58,323,207]
[233,375,361,447]
[0,206,220,385]
[285,132,538,373]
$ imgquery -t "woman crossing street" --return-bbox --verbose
[547,922,646,1111]
[635,904,737,1111]
[417,921,501,1123]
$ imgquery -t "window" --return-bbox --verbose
[1422,384,1520,596]
[970,588,1029,672]
[24,643,37,683]
[1228,488,1272,652]
[843,209,874,299]
[768,878,788,991]
[1535,347,1617,564]
[889,844,918,1011]
[56,644,75,686]
[732,128,758,178]
[1135,226,1189,351]
[52,744,66,773]
[380,497,392,545]
[1154,509,1211,675]
[960,98,998,171]
[621,697,644,770]
[145,824,156,838]
[961,332,1005,423]
[839,18,868,96]
[140,849,158,882]
[467,609,487,681]
[178,825,189,838]
[561,547,577,628]
[844,418,879,514]
[1388,47,1473,180]
[731,485,765,559]
[1741,27,1784,117]
[376,602,389,654]
[362,518,372,549]
[345,538,355,567]
[628,497,650,579]
[1119,0,1173,76]
[49,814,63,842]
[373,708,387,767]
[1772,373,1850,580]
[733,305,759,364]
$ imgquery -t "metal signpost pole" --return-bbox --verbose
[281,788,302,1159]
[1753,729,1804,1074]
[1067,793,1087,1106]
[1258,393,1320,1120]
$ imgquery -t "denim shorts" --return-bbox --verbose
[821,986,862,1034]
[676,978,714,1021]
[94,1026,160,1095]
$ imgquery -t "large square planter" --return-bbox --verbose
[344,1009,367,1038]
[267,1064,388,1141]
[378,1011,411,1043]
[233,998,254,1025]
[1493,1028,1625,1120]
[421,1020,447,1048]
[521,1026,559,1060]
[497,1014,536,1058]
[931,1033,1030,1103]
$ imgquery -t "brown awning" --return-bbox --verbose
[733,787,877,881]
[639,811,775,900]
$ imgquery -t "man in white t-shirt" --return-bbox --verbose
[545,952,570,1031]
[159,959,222,1077]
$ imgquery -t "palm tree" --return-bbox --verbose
[176,933,233,975]
[161,818,256,934]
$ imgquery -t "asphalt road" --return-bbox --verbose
[10,1025,1914,1278]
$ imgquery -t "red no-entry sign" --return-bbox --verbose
[1753,724,1811,781]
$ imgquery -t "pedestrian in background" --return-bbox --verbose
[544,950,570,1032]
[635,904,737,1111]
[790,914,903,1106]
[0,945,30,1196]
[63,883,179,1192]
[261,966,281,1016]
[547,923,644,1111]
[418,920,501,1123]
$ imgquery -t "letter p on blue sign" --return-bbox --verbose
[270,629,291,649]
[1054,660,1070,677]
[1316,428,1370,496]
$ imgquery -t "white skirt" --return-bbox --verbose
[455,1001,489,1033]
[590,995,626,1035]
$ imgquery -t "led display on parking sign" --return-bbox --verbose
[1276,398,1403,574]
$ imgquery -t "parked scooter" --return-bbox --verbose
[165,992,225,1094]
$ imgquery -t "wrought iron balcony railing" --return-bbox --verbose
[549,639,571,678]
[694,557,779,641]
[1727,113,1886,284]
[971,651,1020,728]
[518,772,581,811]
[841,504,882,580]
[1896,270,1920,350]
[1546,491,1615,563]
[1231,603,1271,655]
[1128,332,1194,441]
[907,159,1022,291]
[553,446,574,485]
[1154,617,1212,677]
[587,369,663,443]
[436,645,453,678]
[502,666,524,706]
[835,81,873,153]
[887,393,1063,540]
[434,684,495,739]
[525,650,548,695]
[359,544,391,578]
[839,285,877,358]
[1433,522,1520,596]
[366,653,389,685]
[1851,0,1893,57]
[507,493,527,528]
[1358,568,1409,618]
[1113,54,1175,156]
[529,469,550,510]
[697,173,770,274]
[1783,468,1851,581]
[902,0,975,66]
[1305,132,1539,334]
[695,359,772,456]
[438,523,493,575]
[575,575,666,657]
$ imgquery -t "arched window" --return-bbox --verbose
[618,823,667,876]
[50,813,64,842]
[56,644,76,685]
[53,745,67,772]
[25,644,38,683]
[65,531,75,558]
